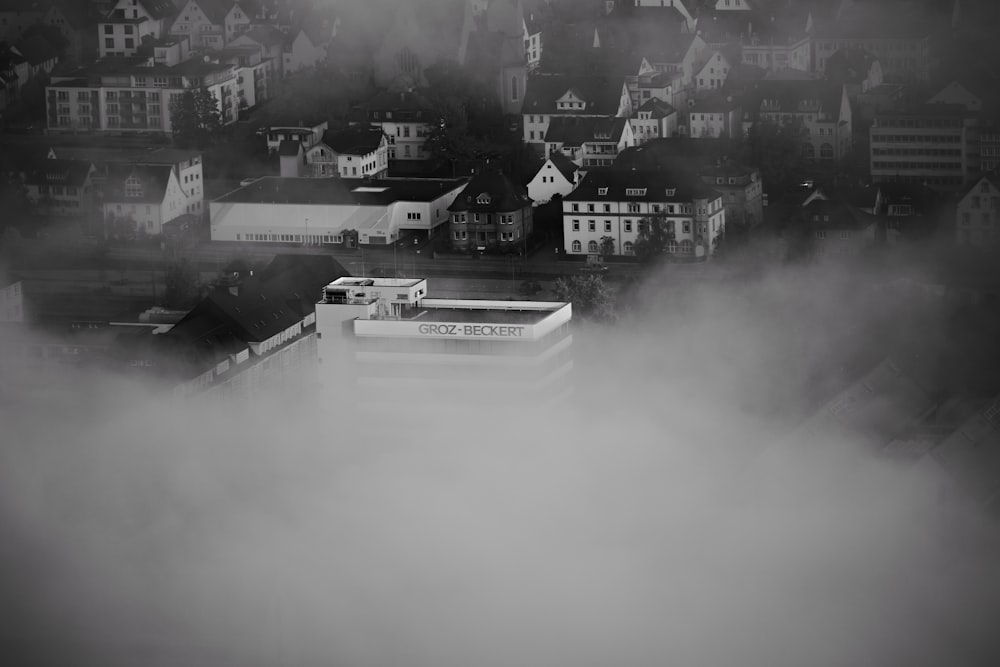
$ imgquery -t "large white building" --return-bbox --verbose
[562,168,726,258]
[210,177,468,245]
[315,277,573,411]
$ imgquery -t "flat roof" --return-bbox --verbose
[413,307,546,325]
[328,277,424,288]
[214,177,468,206]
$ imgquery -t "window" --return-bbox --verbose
[598,187,608,195]
[603,204,611,212]
[665,188,675,196]
[682,221,691,234]
[407,212,422,220]
[627,203,640,213]
[624,221,632,232]
[625,188,646,196]
[124,175,143,198]
[588,221,596,232]
[125,38,134,49]
[604,220,612,232]
[105,38,114,48]
[624,241,634,255]
[104,25,113,34]
[454,213,466,223]
[476,193,492,205]
[667,240,678,253]
[572,203,579,212]
[680,240,693,254]
[587,203,595,212]
[572,220,580,231]
[588,240,598,253]
[572,240,582,252]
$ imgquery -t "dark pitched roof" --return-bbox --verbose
[107,0,176,21]
[636,97,677,118]
[744,79,846,119]
[522,73,627,116]
[564,168,720,203]
[801,199,878,230]
[547,151,579,182]
[22,158,93,187]
[614,137,744,171]
[544,116,628,146]
[190,0,231,25]
[323,126,385,155]
[103,164,173,204]
[447,170,532,212]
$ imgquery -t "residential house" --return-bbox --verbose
[46,56,241,134]
[521,74,633,150]
[102,163,187,236]
[562,168,725,258]
[698,162,764,229]
[447,169,533,252]
[169,0,256,50]
[260,119,327,154]
[98,0,177,58]
[795,196,879,257]
[228,25,285,77]
[745,79,852,161]
[22,158,97,217]
[809,2,931,83]
[686,93,741,138]
[213,44,275,111]
[630,97,678,144]
[955,174,1000,247]
[527,151,581,205]
[693,49,731,94]
[50,145,206,219]
[282,22,332,74]
[351,90,435,161]
[698,8,812,73]
[543,116,635,167]
[304,125,389,179]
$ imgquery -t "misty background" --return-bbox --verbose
[3,255,1000,667]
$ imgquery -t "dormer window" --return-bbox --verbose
[625,188,646,196]
[476,192,492,205]
[125,175,143,198]
[665,188,676,197]
[598,187,608,195]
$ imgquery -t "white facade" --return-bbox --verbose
[283,30,327,74]
[315,277,573,409]
[103,168,187,236]
[694,51,730,93]
[956,176,1000,247]
[210,178,467,244]
[527,157,579,204]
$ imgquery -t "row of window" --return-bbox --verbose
[452,230,521,241]
[871,134,962,143]
[236,233,345,243]
[451,213,517,224]
[872,148,961,157]
[569,201,694,214]
[872,161,962,170]
[571,219,694,234]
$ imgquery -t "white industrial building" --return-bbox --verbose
[210,177,468,245]
[315,277,573,411]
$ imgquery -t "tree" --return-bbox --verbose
[599,235,616,258]
[169,88,222,149]
[163,259,201,309]
[740,117,808,193]
[632,215,674,262]
[553,274,616,323]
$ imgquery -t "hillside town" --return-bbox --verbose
[3,0,1000,507]
[4,1,1000,664]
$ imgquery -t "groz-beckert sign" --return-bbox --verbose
[354,320,532,340]
[417,323,526,338]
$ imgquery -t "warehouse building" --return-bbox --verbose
[210,176,467,246]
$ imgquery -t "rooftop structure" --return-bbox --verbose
[315,277,573,414]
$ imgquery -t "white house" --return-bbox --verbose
[630,97,678,144]
[522,74,633,149]
[956,175,1000,247]
[693,50,731,94]
[304,126,390,179]
[527,151,581,205]
[98,0,176,58]
[103,164,187,236]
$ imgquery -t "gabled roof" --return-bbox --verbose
[546,151,580,182]
[323,126,385,156]
[103,164,174,204]
[522,73,627,116]
[447,170,532,213]
[564,168,719,203]
[745,79,846,119]
[22,158,93,187]
[108,0,177,21]
[636,97,677,118]
[186,0,231,26]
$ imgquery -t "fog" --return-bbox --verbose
[3,258,1000,667]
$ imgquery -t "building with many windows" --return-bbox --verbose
[869,104,974,191]
[350,90,436,161]
[45,56,241,134]
[744,79,853,162]
[562,168,725,258]
[315,277,573,412]
[447,170,533,252]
